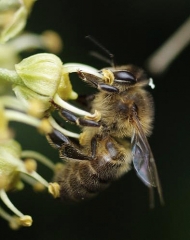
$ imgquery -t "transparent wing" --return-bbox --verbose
[131,125,156,187]
[131,112,159,187]
[131,111,164,206]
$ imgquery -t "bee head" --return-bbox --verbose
[113,70,137,85]
[110,65,149,91]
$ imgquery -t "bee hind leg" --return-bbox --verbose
[47,128,70,149]
[47,128,92,161]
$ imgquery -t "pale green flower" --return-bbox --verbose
[0,0,36,43]
[15,53,64,98]
[0,100,56,229]
[0,52,106,119]
[0,137,48,229]
[0,31,63,70]
[0,53,78,113]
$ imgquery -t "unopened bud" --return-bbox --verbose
[15,53,63,97]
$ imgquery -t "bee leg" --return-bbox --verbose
[78,71,119,93]
[90,134,103,159]
[59,144,91,161]
[47,128,70,149]
[47,128,92,161]
[59,108,101,127]
[52,101,101,127]
[97,84,119,93]
[91,136,97,159]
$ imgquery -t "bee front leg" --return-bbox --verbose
[78,70,119,93]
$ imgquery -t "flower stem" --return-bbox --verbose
[0,68,23,85]
[27,172,49,187]
[21,150,55,170]
[0,190,24,217]
[53,93,91,116]
[63,63,102,78]
[0,96,26,111]
[4,110,41,127]
[49,116,80,138]
[0,206,13,222]
[18,168,49,187]
[9,33,45,53]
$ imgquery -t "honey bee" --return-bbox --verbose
[48,63,163,205]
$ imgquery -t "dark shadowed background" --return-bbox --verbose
[1,0,190,239]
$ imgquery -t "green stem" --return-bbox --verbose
[0,206,12,222]
[21,150,55,170]
[0,68,23,85]
[4,110,40,127]
[0,190,24,217]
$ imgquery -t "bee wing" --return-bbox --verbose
[131,112,164,206]
[131,113,158,187]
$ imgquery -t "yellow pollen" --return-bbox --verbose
[48,182,60,198]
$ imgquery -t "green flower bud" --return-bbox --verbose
[15,53,63,97]
[12,53,78,111]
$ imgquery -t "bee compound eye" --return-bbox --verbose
[113,71,136,83]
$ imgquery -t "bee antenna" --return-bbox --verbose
[86,35,115,68]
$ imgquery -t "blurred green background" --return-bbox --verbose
[1,0,190,239]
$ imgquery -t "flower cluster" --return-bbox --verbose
[0,53,104,229]
[0,0,107,229]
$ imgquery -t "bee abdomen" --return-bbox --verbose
[54,137,131,202]
[54,161,110,202]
